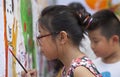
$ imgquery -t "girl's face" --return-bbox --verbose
[88,28,114,58]
[37,25,58,60]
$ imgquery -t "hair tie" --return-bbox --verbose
[85,17,93,29]
[83,15,90,24]
[79,13,82,18]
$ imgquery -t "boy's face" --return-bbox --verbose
[88,28,114,58]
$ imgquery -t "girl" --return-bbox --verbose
[22,5,101,77]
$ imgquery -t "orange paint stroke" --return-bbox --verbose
[3,0,8,77]
[85,0,111,10]
[24,22,26,32]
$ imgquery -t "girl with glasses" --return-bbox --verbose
[22,5,101,77]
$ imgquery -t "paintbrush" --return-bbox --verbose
[9,48,28,73]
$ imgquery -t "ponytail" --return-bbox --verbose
[68,2,91,31]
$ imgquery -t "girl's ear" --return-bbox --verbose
[58,31,68,44]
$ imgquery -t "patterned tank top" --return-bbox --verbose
[62,56,102,77]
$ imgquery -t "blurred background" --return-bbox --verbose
[0,0,120,77]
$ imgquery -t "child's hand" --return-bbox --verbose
[21,69,37,77]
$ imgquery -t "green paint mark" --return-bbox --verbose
[20,0,36,68]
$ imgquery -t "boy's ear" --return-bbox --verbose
[111,35,119,43]
[58,31,68,44]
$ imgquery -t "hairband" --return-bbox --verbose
[85,17,93,29]
[83,15,90,24]
[79,13,82,18]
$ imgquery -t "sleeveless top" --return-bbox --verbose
[62,56,102,77]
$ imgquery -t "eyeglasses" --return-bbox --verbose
[37,33,52,40]
[37,32,59,40]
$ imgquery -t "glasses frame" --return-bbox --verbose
[37,32,59,40]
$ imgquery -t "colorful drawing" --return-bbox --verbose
[3,0,14,77]
[1,0,5,77]
[3,0,8,77]
[85,0,111,10]
[85,0,120,19]
[20,0,36,68]
[2,0,56,77]
[5,0,19,76]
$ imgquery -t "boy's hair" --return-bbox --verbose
[86,9,120,39]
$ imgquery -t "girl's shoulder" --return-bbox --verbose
[62,56,102,77]
[71,56,102,76]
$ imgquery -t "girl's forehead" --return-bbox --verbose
[39,27,46,33]
[38,24,46,31]
[38,25,50,34]
[38,26,42,32]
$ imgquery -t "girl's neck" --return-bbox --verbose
[62,49,85,72]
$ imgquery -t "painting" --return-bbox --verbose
[1,0,53,77]
[85,0,120,19]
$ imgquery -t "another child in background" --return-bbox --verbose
[86,9,120,77]
[22,5,102,77]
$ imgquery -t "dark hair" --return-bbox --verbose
[38,5,87,46]
[53,59,63,73]
[86,9,120,39]
[68,2,91,21]
[68,2,86,12]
